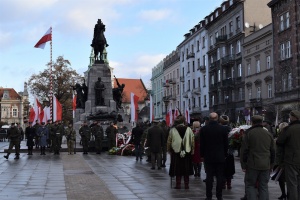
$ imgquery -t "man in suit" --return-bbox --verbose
[200,112,228,200]
[146,120,164,170]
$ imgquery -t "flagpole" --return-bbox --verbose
[50,27,53,122]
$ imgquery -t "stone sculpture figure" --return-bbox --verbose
[113,75,125,110]
[91,19,109,62]
[72,83,87,109]
[94,77,106,106]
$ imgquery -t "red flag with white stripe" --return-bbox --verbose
[34,27,52,49]
[53,95,62,122]
[73,94,77,118]
[130,93,139,123]
[42,106,51,123]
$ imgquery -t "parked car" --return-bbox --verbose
[0,128,8,142]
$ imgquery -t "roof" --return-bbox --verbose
[113,78,148,103]
[0,88,22,100]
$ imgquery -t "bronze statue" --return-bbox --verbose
[91,19,109,63]
[94,77,106,106]
[113,75,125,110]
[73,83,85,109]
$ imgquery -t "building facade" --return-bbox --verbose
[151,61,164,120]
[243,24,275,122]
[268,0,300,121]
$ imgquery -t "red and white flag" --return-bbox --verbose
[149,95,154,123]
[34,27,52,49]
[174,107,179,119]
[42,106,51,123]
[185,107,190,124]
[53,95,62,122]
[73,93,77,118]
[130,93,139,123]
[32,97,44,125]
[29,107,35,123]
[168,106,173,126]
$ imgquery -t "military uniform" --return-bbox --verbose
[106,122,118,149]
[33,122,40,149]
[50,122,61,155]
[79,124,91,154]
[91,123,104,154]
[25,122,36,155]
[65,124,76,154]
[58,122,65,148]
[4,124,21,159]
[45,120,52,148]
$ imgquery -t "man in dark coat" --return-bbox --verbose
[240,115,275,200]
[200,112,228,200]
[79,121,91,154]
[132,122,144,161]
[106,121,118,149]
[146,120,164,170]
[91,121,104,154]
[159,120,169,167]
[276,110,300,200]
[25,122,36,155]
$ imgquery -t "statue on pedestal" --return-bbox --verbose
[91,19,109,63]
[94,77,106,106]
[113,75,125,110]
[72,82,88,109]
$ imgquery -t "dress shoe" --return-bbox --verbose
[4,155,9,159]
[278,194,287,200]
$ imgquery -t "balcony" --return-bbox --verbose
[250,98,262,108]
[197,65,206,72]
[216,35,227,44]
[192,87,201,95]
[162,96,170,102]
[222,78,234,88]
[163,82,170,87]
[221,54,235,66]
[169,95,177,100]
[187,52,195,59]
[180,76,185,82]
[168,78,176,84]
[191,107,201,114]
[182,91,189,98]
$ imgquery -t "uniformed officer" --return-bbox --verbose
[25,121,36,155]
[91,121,104,154]
[4,123,21,159]
[51,121,61,155]
[46,119,52,148]
[65,123,76,155]
[33,120,40,149]
[79,121,91,154]
[58,120,65,148]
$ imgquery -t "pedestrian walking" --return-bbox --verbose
[240,115,275,200]
[167,115,194,189]
[37,122,49,155]
[65,123,76,155]
[4,123,21,160]
[276,110,300,200]
[79,120,91,154]
[160,120,169,168]
[132,122,144,161]
[145,120,164,170]
[200,112,228,200]
[25,121,36,155]
[191,120,202,177]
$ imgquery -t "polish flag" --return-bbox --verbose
[32,97,43,125]
[53,95,62,122]
[174,107,179,119]
[42,106,51,123]
[130,93,139,123]
[166,111,170,127]
[185,107,190,124]
[73,94,77,118]
[34,27,52,49]
[29,107,35,123]
[149,95,154,123]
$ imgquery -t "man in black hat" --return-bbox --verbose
[277,110,300,200]
[4,123,21,159]
[25,121,36,155]
[240,115,275,200]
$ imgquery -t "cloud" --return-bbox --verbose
[0,31,12,51]
[138,9,172,22]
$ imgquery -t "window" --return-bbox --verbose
[223,69,226,80]
[230,44,234,54]
[236,16,241,30]
[248,88,252,99]
[282,74,287,91]
[198,77,200,87]
[239,87,243,100]
[203,55,207,66]
[280,12,290,31]
[177,85,179,95]
[197,40,200,51]
[231,67,234,78]
[229,0,233,6]
[187,62,190,73]
[236,40,241,53]
[266,56,271,69]
[267,84,272,98]
[229,21,233,33]
[211,95,215,105]
[257,87,261,99]
[186,48,188,58]
[217,48,220,60]
[286,41,291,58]
[193,79,195,89]
[247,63,251,75]
[222,46,226,58]
[218,70,221,82]
[197,58,200,68]
[256,60,260,73]
[182,52,184,61]
[215,31,219,40]
[203,75,206,87]
[232,90,235,101]
[188,80,190,91]
[280,41,292,60]
[204,95,207,107]
[192,61,195,72]
[280,15,284,31]
[211,75,215,85]
[12,108,17,117]
[191,45,194,53]
[177,69,179,78]
[238,64,242,77]
[210,35,213,46]
[202,36,206,48]
[288,73,292,90]
[221,26,227,35]
[222,4,226,11]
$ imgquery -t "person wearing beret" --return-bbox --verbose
[240,115,275,200]
[277,110,300,200]
[4,123,22,160]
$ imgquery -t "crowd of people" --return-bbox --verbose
[3,109,300,200]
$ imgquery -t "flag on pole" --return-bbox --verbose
[42,106,51,123]
[34,27,52,49]
[73,94,77,118]
[29,107,35,123]
[130,93,139,123]
[32,97,44,125]
[174,107,179,119]
[185,107,190,124]
[53,95,62,122]
[149,95,153,123]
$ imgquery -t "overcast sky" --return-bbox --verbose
[0,0,222,96]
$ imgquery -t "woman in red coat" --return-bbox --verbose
[192,121,203,177]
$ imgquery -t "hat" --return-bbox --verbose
[290,110,300,120]
[251,115,263,123]
[219,115,229,125]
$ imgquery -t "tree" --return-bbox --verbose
[28,56,83,123]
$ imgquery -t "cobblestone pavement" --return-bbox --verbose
[0,141,282,200]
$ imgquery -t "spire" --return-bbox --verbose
[23,82,28,96]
